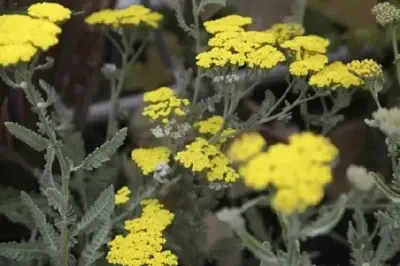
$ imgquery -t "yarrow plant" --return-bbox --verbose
[0,1,399,266]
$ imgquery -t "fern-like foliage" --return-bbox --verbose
[20,192,59,256]
[79,128,127,171]
[0,242,48,262]
[4,122,48,152]
[74,186,115,235]
[78,219,111,266]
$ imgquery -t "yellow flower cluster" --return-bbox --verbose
[27,2,72,23]
[226,132,266,162]
[281,35,330,55]
[175,138,239,183]
[142,87,190,124]
[346,59,382,79]
[265,23,305,44]
[197,15,287,69]
[85,4,162,28]
[208,31,276,53]
[115,186,131,205]
[131,146,171,175]
[289,54,328,77]
[309,62,362,89]
[0,3,71,67]
[194,116,235,143]
[107,199,178,266]
[240,132,338,214]
[246,45,286,69]
[203,15,252,34]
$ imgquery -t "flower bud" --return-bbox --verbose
[372,2,400,27]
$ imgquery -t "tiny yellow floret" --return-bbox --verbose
[115,186,131,205]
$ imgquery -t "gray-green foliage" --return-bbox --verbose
[0,63,125,265]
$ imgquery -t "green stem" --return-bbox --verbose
[208,86,231,144]
[106,34,149,139]
[192,0,202,104]
[23,65,70,266]
[391,24,400,86]
[371,90,382,109]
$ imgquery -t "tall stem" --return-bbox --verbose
[391,24,400,86]
[192,0,202,104]
[23,67,70,266]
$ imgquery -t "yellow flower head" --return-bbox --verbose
[227,132,266,162]
[0,44,37,67]
[289,54,328,77]
[309,61,363,89]
[85,4,162,28]
[346,59,382,79]
[142,87,190,124]
[194,116,235,143]
[203,15,252,34]
[266,23,305,44]
[131,146,172,175]
[196,47,236,68]
[281,35,330,55]
[247,45,286,69]
[115,186,131,205]
[0,14,62,66]
[175,138,239,183]
[240,132,338,214]
[28,2,72,23]
[107,199,177,266]
[208,31,276,53]
[143,86,175,103]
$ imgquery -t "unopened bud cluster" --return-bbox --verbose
[372,2,400,26]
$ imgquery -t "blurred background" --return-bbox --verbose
[0,0,399,265]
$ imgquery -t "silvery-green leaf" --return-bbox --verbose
[4,122,48,152]
[371,172,400,203]
[79,128,127,170]
[20,192,58,254]
[74,186,114,235]
[0,242,48,261]
[78,220,111,266]
[299,195,347,238]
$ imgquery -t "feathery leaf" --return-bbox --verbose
[79,128,127,170]
[0,242,48,261]
[20,192,58,253]
[4,122,48,152]
[78,220,111,266]
[74,186,115,235]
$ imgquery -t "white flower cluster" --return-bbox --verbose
[212,73,240,84]
[150,119,191,139]
[365,107,400,136]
